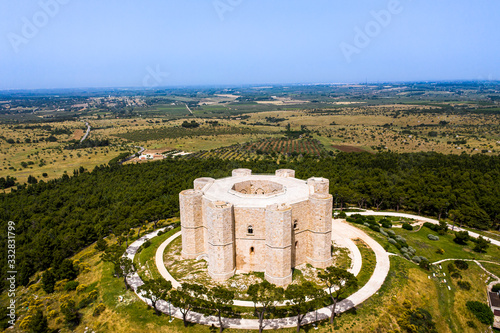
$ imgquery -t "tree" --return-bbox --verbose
[100,245,134,289]
[285,281,321,333]
[41,269,56,294]
[473,236,490,253]
[247,281,284,333]
[95,238,108,251]
[27,310,49,333]
[119,257,136,290]
[317,266,358,324]
[207,285,234,333]
[60,299,80,328]
[27,175,38,184]
[453,231,469,245]
[170,283,207,327]
[138,278,172,316]
[55,259,78,281]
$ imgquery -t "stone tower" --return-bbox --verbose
[206,201,236,281]
[265,203,293,285]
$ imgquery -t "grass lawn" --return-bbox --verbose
[135,226,181,281]
[392,226,500,263]
[479,261,500,279]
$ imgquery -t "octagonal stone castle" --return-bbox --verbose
[179,169,333,286]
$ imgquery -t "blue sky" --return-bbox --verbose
[0,0,499,90]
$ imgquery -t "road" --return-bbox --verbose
[118,146,145,165]
[80,121,91,142]
[185,103,193,115]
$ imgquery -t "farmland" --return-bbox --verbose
[1,82,500,189]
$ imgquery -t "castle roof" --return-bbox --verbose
[202,174,310,208]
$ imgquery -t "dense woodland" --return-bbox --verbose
[1,152,499,292]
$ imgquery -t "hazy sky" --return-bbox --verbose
[0,0,499,90]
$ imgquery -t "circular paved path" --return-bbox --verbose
[125,219,390,330]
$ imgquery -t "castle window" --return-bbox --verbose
[247,225,253,234]
[250,247,255,254]
[295,241,298,248]
[293,219,298,229]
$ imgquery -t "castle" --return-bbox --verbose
[179,169,333,286]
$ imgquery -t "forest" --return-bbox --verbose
[0,152,499,293]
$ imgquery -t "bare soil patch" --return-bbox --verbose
[72,129,84,140]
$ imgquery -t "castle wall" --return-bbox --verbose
[290,200,311,266]
[234,207,266,272]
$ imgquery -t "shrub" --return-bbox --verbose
[388,238,401,250]
[407,246,416,256]
[363,223,371,227]
[346,217,355,223]
[454,260,469,270]
[93,303,106,317]
[338,211,347,219]
[491,284,500,292]
[395,235,408,247]
[55,279,69,292]
[380,218,392,227]
[142,239,151,248]
[356,218,366,225]
[64,281,79,291]
[427,234,439,241]
[466,321,476,329]
[457,281,471,290]
[403,253,411,260]
[76,284,88,293]
[380,229,388,236]
[369,224,380,232]
[387,230,396,236]
[451,272,462,279]
[381,221,392,228]
[435,248,444,254]
[447,262,457,273]
[423,222,436,231]
[402,223,413,231]
[412,256,422,263]
[388,238,398,245]
[473,236,490,253]
[419,258,430,270]
[466,301,494,325]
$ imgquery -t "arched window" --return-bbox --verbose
[295,241,298,248]
[247,225,253,234]
[250,247,255,254]
[293,219,298,229]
